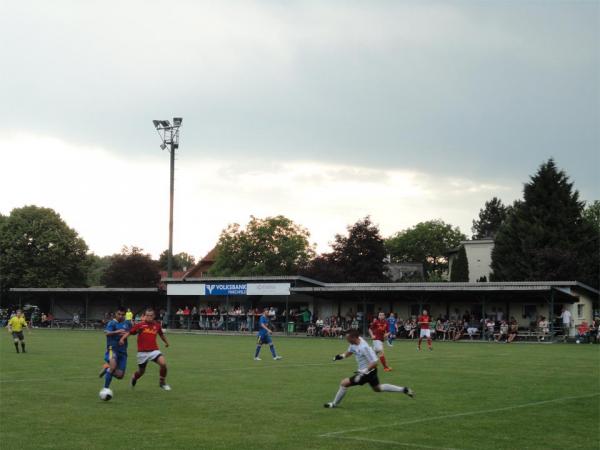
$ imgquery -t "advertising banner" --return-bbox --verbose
[204,284,247,295]
[167,283,291,296]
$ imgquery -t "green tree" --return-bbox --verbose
[581,200,600,288]
[301,254,346,283]
[491,159,598,287]
[583,200,600,231]
[471,197,508,239]
[386,220,466,280]
[210,215,314,276]
[158,251,196,272]
[0,205,89,288]
[450,245,469,282]
[86,254,113,286]
[101,246,160,287]
[328,216,388,282]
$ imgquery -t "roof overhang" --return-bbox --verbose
[9,288,159,293]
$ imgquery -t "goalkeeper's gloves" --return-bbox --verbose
[333,354,345,361]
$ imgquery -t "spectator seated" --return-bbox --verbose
[576,321,590,343]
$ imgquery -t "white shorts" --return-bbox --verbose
[137,350,162,366]
[420,329,431,338]
[372,340,384,353]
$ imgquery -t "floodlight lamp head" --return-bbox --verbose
[173,117,183,126]
[161,120,171,127]
[152,120,161,129]
[160,143,167,150]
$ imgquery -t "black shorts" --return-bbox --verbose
[12,331,24,340]
[348,368,379,387]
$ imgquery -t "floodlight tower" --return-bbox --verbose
[153,118,182,325]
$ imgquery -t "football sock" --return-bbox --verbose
[21,342,25,352]
[104,370,113,388]
[14,342,19,353]
[99,365,108,378]
[134,370,143,380]
[380,384,406,393]
[159,366,167,384]
[269,345,277,358]
[418,338,422,348]
[333,386,347,406]
[254,345,261,358]
[427,338,432,348]
[379,355,388,368]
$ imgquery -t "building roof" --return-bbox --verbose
[10,281,597,298]
[159,271,186,280]
[291,281,598,296]
[9,288,159,293]
[448,238,494,254]
[183,247,219,278]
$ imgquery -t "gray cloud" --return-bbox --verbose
[1,1,598,200]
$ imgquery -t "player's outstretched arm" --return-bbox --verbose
[333,351,352,361]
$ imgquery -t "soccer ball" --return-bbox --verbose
[575,340,580,344]
[99,388,113,401]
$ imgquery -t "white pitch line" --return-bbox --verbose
[335,436,463,450]
[320,393,600,438]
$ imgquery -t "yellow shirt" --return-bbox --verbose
[125,311,133,321]
[8,316,27,332]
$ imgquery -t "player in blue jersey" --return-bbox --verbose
[387,312,398,347]
[254,308,282,361]
[99,306,132,389]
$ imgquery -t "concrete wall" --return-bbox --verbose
[463,240,494,282]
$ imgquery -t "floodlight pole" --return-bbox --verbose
[168,135,175,280]
[153,118,182,328]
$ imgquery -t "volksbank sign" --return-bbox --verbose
[205,284,247,296]
[167,283,290,296]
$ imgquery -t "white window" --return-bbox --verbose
[577,304,584,319]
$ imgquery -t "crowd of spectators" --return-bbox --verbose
[1,306,42,328]
[302,309,600,344]
[169,305,313,332]
[3,302,599,344]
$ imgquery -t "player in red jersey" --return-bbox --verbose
[417,309,432,351]
[119,308,171,391]
[369,312,392,372]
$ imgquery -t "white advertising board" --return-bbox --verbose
[167,283,205,296]
[246,283,290,296]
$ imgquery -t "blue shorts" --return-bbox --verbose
[104,348,128,373]
[257,334,272,345]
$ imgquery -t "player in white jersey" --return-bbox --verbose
[324,329,414,408]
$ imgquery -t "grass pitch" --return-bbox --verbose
[1,330,598,450]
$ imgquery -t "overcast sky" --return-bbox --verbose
[1,1,598,260]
